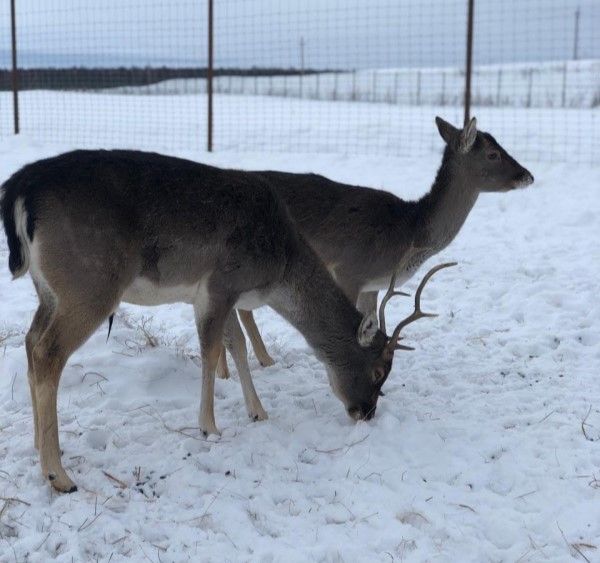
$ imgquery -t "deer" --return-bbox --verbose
[218,116,534,381]
[1,149,454,493]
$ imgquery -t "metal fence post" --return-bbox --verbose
[10,0,20,134]
[464,0,475,125]
[207,0,214,152]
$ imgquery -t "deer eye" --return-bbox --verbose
[487,151,500,161]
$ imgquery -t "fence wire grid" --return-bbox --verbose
[0,0,598,163]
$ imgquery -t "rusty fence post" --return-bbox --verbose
[10,0,20,134]
[207,0,214,151]
[463,0,475,125]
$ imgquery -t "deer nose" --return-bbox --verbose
[347,404,376,421]
[512,169,534,189]
[363,406,376,421]
[518,169,534,186]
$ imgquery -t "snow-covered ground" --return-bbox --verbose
[0,129,599,562]
[1,91,598,164]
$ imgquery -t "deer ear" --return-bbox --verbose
[372,364,387,384]
[459,117,477,153]
[357,311,378,347]
[435,116,460,146]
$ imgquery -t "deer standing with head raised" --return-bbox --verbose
[218,117,534,401]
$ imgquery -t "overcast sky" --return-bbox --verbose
[1,0,598,69]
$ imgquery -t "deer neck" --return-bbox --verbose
[415,152,479,253]
[267,237,367,371]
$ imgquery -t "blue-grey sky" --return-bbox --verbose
[1,0,598,69]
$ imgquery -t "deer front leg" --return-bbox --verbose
[195,302,232,437]
[216,345,231,379]
[223,312,268,422]
[198,344,221,436]
[356,291,378,318]
[238,309,275,367]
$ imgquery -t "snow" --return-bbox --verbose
[1,91,599,164]
[114,59,600,109]
[1,129,600,562]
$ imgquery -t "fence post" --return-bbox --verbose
[496,68,502,106]
[333,73,338,101]
[441,71,446,106]
[561,62,567,108]
[372,71,377,102]
[525,68,533,108]
[10,0,20,134]
[207,0,214,152]
[463,0,475,125]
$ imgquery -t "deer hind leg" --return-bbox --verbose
[216,345,230,379]
[32,297,118,493]
[223,311,267,422]
[25,286,56,450]
[238,309,275,367]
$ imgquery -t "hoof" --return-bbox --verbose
[216,353,231,379]
[217,371,230,380]
[47,471,78,493]
[200,424,221,437]
[258,355,275,368]
[249,408,268,422]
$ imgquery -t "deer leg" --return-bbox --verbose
[216,345,231,379]
[25,293,55,450]
[223,312,268,422]
[356,291,379,318]
[32,299,117,493]
[238,309,275,367]
[195,301,232,437]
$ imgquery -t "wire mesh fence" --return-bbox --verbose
[0,0,598,163]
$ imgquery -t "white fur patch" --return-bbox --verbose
[12,198,31,278]
[122,274,211,307]
[28,238,57,305]
[362,270,412,292]
[235,290,267,311]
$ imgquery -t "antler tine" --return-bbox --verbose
[378,271,410,334]
[387,262,457,349]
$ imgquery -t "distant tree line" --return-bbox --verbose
[0,67,333,91]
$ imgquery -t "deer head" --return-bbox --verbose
[339,258,456,422]
[436,117,534,191]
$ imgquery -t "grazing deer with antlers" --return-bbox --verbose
[1,149,453,493]
[220,116,534,377]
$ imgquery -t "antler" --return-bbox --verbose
[381,262,457,354]
[378,242,425,334]
[378,272,410,334]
